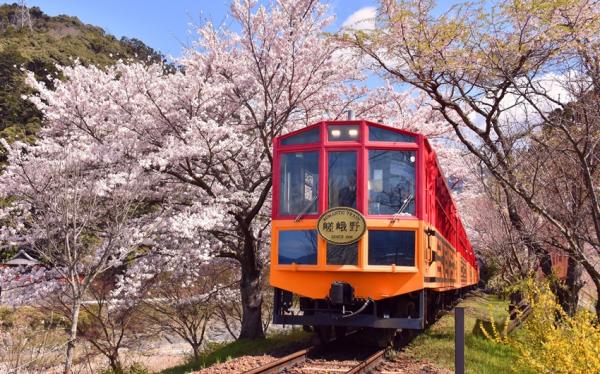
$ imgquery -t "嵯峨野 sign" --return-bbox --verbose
[317,207,366,245]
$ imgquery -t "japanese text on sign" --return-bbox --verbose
[317,207,366,245]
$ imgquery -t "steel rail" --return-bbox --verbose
[245,346,387,374]
[243,346,313,374]
[346,348,387,374]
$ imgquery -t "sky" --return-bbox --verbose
[6,0,464,90]
[12,0,379,60]
[1,0,490,131]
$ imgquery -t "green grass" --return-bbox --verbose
[160,328,311,374]
[403,292,532,374]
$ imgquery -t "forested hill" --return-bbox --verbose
[0,3,166,160]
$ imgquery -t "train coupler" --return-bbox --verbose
[328,281,354,305]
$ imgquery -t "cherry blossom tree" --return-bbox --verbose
[45,270,153,374]
[343,0,600,315]
[9,0,406,340]
[0,124,161,373]
[463,176,539,289]
[120,0,371,339]
[140,260,237,361]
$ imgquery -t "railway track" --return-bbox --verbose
[244,345,387,374]
[245,292,474,374]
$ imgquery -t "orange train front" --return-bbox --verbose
[270,119,478,333]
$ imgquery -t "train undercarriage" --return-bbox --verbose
[273,285,475,346]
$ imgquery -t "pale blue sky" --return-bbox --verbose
[6,0,463,89]
[12,0,378,59]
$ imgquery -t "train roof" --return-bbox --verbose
[278,119,423,142]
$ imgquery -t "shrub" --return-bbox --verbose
[0,307,66,372]
[480,279,600,373]
[99,362,150,374]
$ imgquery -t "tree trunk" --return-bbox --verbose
[64,301,81,374]
[508,291,523,320]
[589,273,600,320]
[589,276,600,319]
[108,353,123,374]
[239,272,264,339]
[575,254,600,320]
[238,235,265,339]
[192,344,201,362]
[563,256,582,316]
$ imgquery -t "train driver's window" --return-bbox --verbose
[328,151,357,209]
[368,230,415,266]
[279,152,319,216]
[368,150,416,215]
[278,230,318,265]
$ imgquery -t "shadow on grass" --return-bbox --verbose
[160,329,311,374]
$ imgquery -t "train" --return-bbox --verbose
[270,119,478,343]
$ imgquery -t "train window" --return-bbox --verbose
[368,150,416,215]
[328,151,357,209]
[278,230,318,265]
[327,242,358,265]
[368,230,415,266]
[281,127,320,145]
[368,126,416,143]
[279,152,319,216]
[328,125,360,141]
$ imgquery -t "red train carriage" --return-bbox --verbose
[270,119,478,337]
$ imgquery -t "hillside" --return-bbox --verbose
[0,3,168,261]
[0,3,166,160]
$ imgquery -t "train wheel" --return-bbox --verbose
[375,328,396,348]
[394,328,418,347]
[314,326,332,345]
[362,327,395,348]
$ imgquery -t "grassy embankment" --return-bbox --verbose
[403,292,531,374]
[160,328,311,374]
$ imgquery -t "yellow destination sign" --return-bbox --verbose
[317,207,366,245]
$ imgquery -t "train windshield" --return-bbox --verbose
[279,152,319,216]
[328,151,357,209]
[368,150,416,215]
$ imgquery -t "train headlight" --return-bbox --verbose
[331,129,341,137]
[348,128,358,137]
